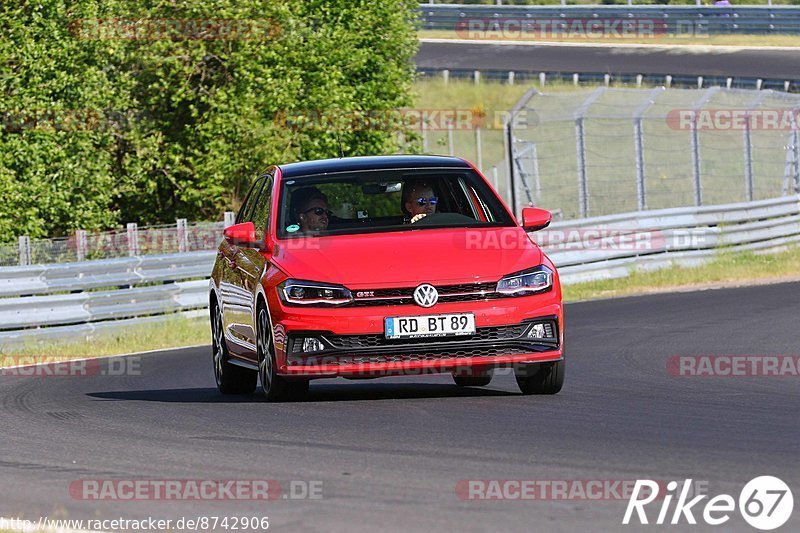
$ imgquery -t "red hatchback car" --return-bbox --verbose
[210,155,564,401]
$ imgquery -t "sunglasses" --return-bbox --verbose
[415,196,438,207]
[304,207,332,217]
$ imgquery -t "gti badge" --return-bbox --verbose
[413,284,439,308]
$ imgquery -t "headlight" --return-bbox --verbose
[278,279,353,306]
[496,266,553,296]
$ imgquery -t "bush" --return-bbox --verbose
[0,0,419,241]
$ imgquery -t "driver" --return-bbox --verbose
[403,181,437,223]
[291,187,331,232]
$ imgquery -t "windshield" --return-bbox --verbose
[276,168,515,238]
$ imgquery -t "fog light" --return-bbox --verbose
[528,323,546,339]
[301,337,325,353]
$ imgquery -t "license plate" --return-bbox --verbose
[384,313,476,339]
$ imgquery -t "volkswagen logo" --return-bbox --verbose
[413,284,438,308]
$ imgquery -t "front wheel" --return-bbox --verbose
[257,307,308,402]
[515,360,564,395]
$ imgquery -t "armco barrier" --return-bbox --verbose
[0,195,797,344]
[418,5,800,35]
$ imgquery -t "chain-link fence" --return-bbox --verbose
[503,87,800,219]
[1,218,231,266]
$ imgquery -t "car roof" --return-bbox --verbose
[277,155,471,179]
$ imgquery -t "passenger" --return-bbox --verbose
[403,181,438,224]
[291,187,331,232]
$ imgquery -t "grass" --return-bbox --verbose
[420,30,800,48]
[0,315,209,362]
[563,245,800,301]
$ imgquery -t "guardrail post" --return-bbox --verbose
[76,230,88,262]
[18,236,31,266]
[223,211,236,228]
[177,219,189,253]
[126,223,139,256]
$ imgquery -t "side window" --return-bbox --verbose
[236,176,266,224]
[251,176,273,242]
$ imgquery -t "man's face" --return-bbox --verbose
[405,187,437,217]
[299,199,330,231]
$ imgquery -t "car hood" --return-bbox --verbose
[270,227,543,289]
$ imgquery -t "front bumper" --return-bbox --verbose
[270,293,563,378]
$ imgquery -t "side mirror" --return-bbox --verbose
[521,207,552,232]
[223,222,259,247]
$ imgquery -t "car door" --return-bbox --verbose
[220,175,266,359]
[234,173,274,362]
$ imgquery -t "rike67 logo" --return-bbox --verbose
[623,476,793,530]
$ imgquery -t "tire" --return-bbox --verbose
[452,368,493,387]
[257,306,309,402]
[211,302,257,394]
[515,360,564,395]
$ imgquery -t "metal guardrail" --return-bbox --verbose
[0,195,797,344]
[418,5,800,34]
[543,195,800,283]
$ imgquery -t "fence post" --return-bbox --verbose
[18,236,31,266]
[474,70,481,85]
[690,117,702,206]
[224,211,236,228]
[475,126,483,171]
[573,87,605,218]
[576,118,588,217]
[76,230,88,262]
[442,69,449,85]
[688,87,720,207]
[177,219,188,253]
[447,121,454,156]
[127,222,139,257]
[744,119,754,202]
[633,87,664,211]
[508,71,515,85]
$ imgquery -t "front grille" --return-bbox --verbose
[286,319,559,367]
[348,281,499,307]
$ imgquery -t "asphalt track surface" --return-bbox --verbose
[416,40,800,79]
[1,282,799,532]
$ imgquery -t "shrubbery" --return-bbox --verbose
[0,1,418,241]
